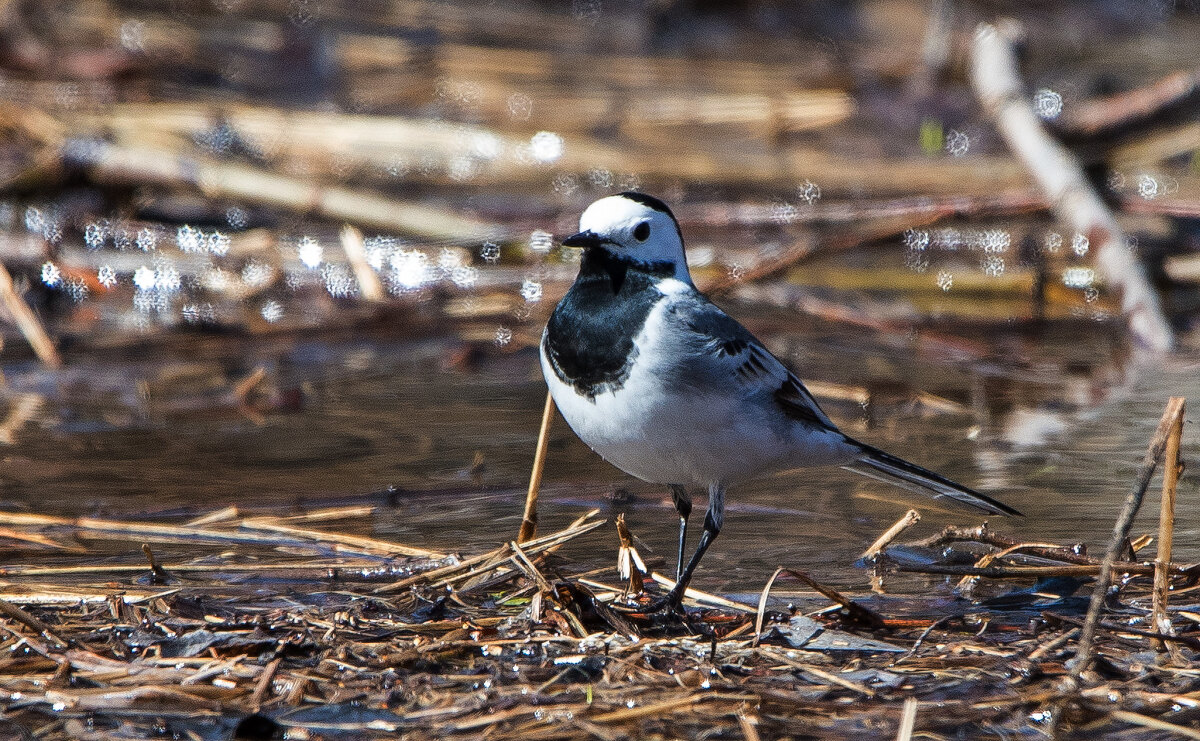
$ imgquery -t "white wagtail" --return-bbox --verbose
[541,192,1020,612]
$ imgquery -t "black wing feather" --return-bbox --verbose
[679,302,835,429]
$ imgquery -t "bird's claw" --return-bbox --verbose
[612,591,686,618]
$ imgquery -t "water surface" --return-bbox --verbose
[2,308,1194,595]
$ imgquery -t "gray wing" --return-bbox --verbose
[665,297,837,430]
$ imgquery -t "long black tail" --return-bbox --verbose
[842,441,1021,516]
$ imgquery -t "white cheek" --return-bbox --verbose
[655,278,691,296]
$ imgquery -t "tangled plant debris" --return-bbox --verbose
[0,399,1186,739]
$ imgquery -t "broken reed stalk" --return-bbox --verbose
[376,511,602,594]
[518,391,555,543]
[969,21,1173,351]
[1072,397,1186,679]
[0,262,61,369]
[614,513,646,594]
[861,509,921,561]
[1152,398,1185,659]
[863,509,921,594]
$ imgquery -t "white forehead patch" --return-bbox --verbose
[578,195,660,233]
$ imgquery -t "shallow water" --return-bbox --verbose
[2,305,1196,595]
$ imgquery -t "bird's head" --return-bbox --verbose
[562,192,691,283]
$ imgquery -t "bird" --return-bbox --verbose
[540,191,1020,613]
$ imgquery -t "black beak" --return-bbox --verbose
[561,230,605,249]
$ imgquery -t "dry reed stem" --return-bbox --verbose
[0,599,70,649]
[700,234,816,295]
[1073,397,1187,679]
[519,391,555,543]
[508,540,552,595]
[970,21,1172,351]
[1152,398,1185,660]
[1110,121,1200,167]
[339,224,385,303]
[761,649,875,697]
[895,696,918,741]
[737,712,762,741]
[646,573,757,614]
[0,525,79,552]
[66,100,1032,193]
[375,512,603,593]
[0,262,61,369]
[231,366,267,403]
[0,510,440,560]
[753,567,787,647]
[896,561,1186,579]
[67,139,507,243]
[861,509,922,561]
[1057,68,1199,136]
[1028,628,1079,661]
[237,517,440,558]
[1108,710,1200,740]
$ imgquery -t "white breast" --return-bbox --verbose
[542,293,848,487]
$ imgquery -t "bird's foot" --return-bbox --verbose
[612,589,685,618]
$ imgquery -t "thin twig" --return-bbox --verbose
[519,391,555,543]
[771,568,885,629]
[1028,628,1079,661]
[1072,397,1187,678]
[754,567,786,647]
[861,509,921,561]
[1153,399,1185,660]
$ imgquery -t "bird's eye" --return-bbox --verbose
[633,222,651,241]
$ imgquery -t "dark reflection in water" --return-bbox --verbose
[0,314,1196,593]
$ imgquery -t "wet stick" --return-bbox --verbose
[1072,397,1186,680]
[861,509,921,561]
[863,509,920,593]
[519,391,555,543]
[0,599,70,649]
[1152,398,1185,661]
[970,21,1173,351]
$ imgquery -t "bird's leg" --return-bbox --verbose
[658,483,724,613]
[668,484,692,582]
